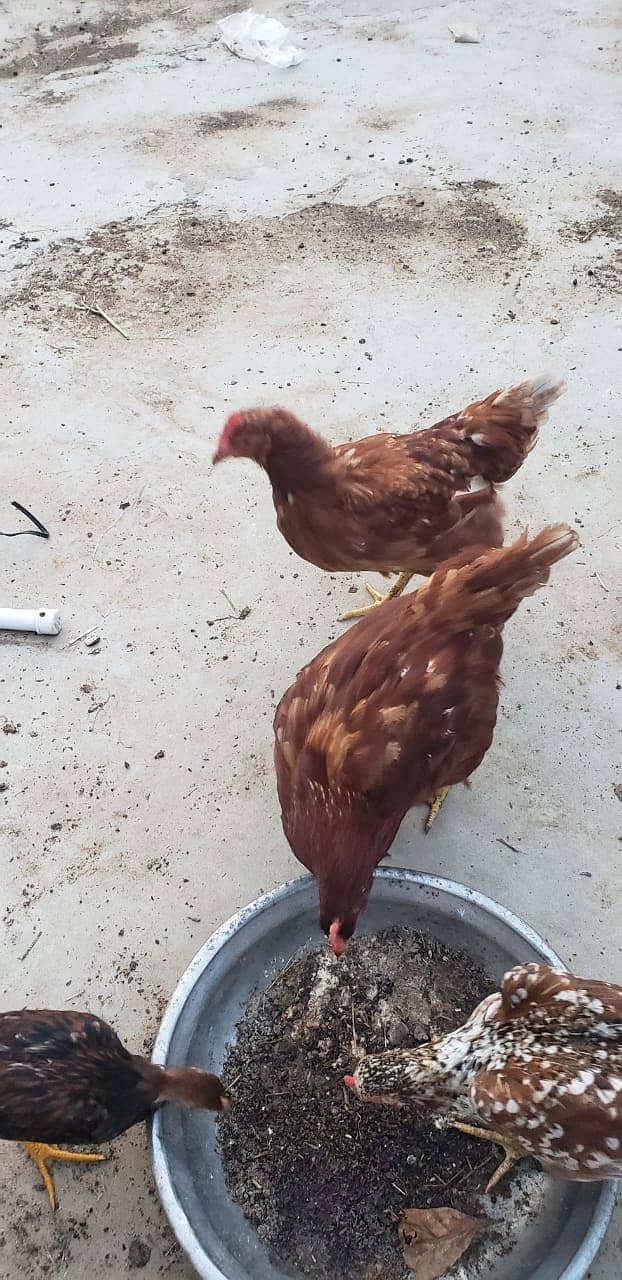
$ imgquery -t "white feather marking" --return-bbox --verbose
[585,1151,615,1170]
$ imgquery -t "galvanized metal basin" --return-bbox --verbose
[151,870,616,1280]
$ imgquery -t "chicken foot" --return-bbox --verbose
[425,786,450,832]
[339,571,415,621]
[22,1141,105,1209]
[449,1122,523,1192]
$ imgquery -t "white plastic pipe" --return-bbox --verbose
[0,608,61,635]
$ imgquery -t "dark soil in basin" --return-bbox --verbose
[218,926,501,1279]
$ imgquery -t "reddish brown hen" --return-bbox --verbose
[214,375,564,618]
[0,1008,229,1208]
[274,525,578,954]
[346,963,622,1190]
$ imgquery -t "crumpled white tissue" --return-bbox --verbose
[448,24,481,43]
[217,10,305,68]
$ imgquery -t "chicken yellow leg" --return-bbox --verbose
[449,1122,523,1192]
[339,571,416,621]
[425,786,450,832]
[22,1141,105,1209]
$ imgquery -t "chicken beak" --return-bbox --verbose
[328,922,348,956]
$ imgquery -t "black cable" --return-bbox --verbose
[0,501,50,538]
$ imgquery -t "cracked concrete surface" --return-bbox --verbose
[1,0,621,1274]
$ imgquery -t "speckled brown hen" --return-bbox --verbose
[274,525,578,955]
[213,375,564,618]
[0,1009,229,1208]
[345,963,622,1190]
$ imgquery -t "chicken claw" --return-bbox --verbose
[425,786,450,831]
[22,1141,105,1209]
[339,583,386,620]
[449,1122,522,1192]
[339,572,415,621]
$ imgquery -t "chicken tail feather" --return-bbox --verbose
[455,373,565,483]
[420,524,579,633]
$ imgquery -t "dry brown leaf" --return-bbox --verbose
[399,1206,486,1280]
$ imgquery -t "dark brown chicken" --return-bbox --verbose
[274,525,578,955]
[345,963,622,1190]
[0,1009,229,1207]
[213,375,564,617]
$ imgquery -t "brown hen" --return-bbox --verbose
[214,375,564,618]
[274,525,578,954]
[346,963,622,1191]
[0,1009,228,1207]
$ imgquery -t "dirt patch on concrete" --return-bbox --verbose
[3,185,528,339]
[451,179,501,194]
[359,114,403,131]
[31,87,77,107]
[564,188,622,293]
[196,97,301,135]
[0,1,233,81]
[0,13,143,79]
[0,1180,182,1277]
[443,183,523,254]
[135,97,302,154]
[567,188,622,240]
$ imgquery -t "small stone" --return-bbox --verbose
[154,749,165,760]
[387,1017,410,1047]
[410,1021,431,1042]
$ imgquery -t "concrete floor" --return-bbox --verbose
[1,0,621,1274]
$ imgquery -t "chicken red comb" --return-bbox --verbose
[213,412,243,463]
[343,1075,356,1089]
